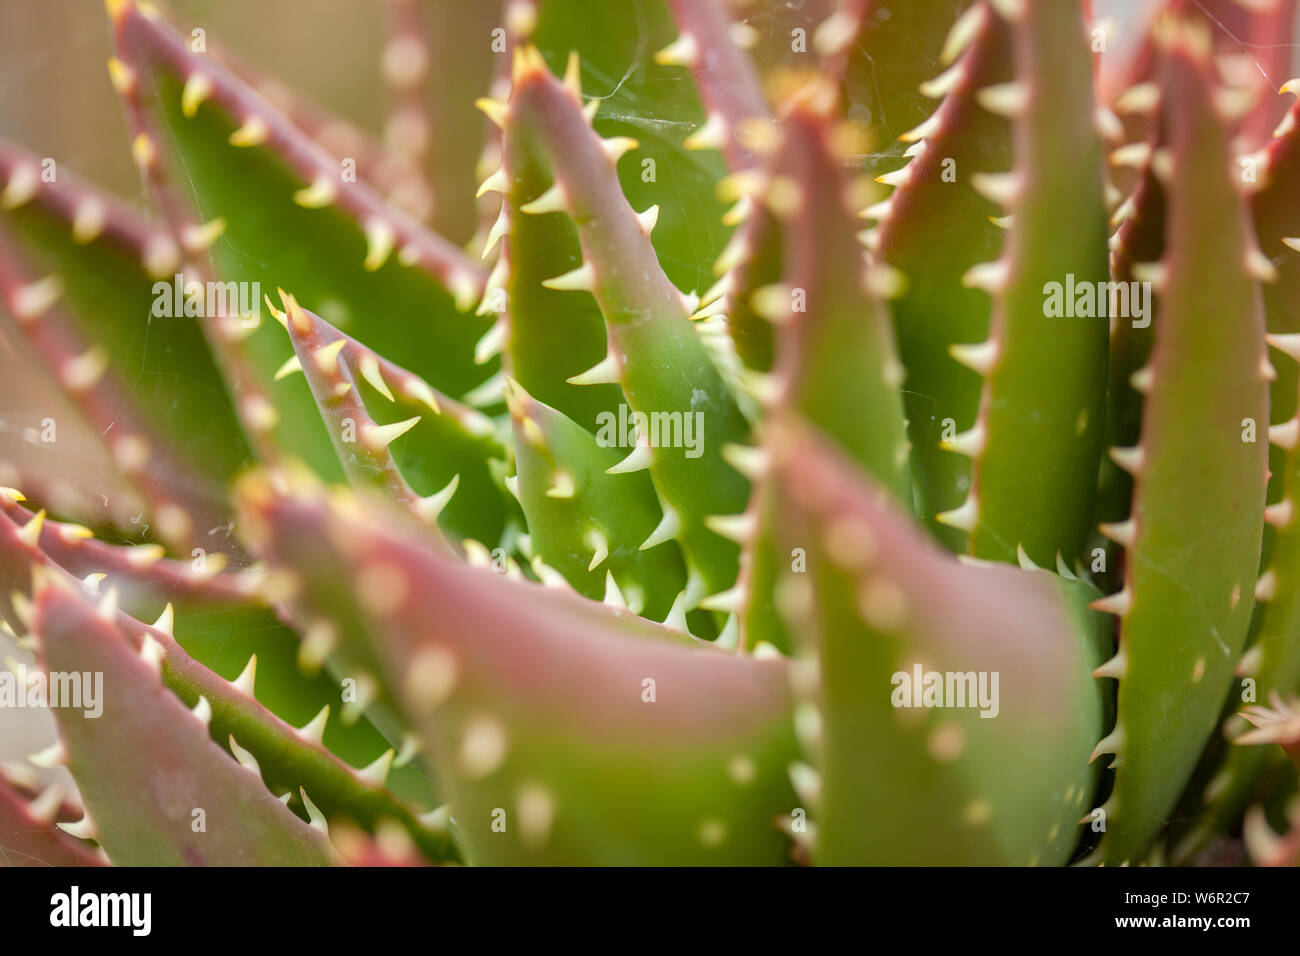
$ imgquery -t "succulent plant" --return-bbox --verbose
[1,0,1299,868]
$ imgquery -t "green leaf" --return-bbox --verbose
[30,576,341,866]
[1085,22,1270,865]
[933,0,1111,566]
[872,7,1013,550]
[502,50,752,602]
[271,293,510,548]
[489,58,624,432]
[0,502,454,862]
[530,0,734,296]
[236,471,800,865]
[765,416,1108,865]
[112,5,493,480]
[0,775,105,867]
[505,379,689,623]
[0,141,246,550]
[660,0,769,172]
[738,96,912,654]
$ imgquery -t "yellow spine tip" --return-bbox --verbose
[107,57,135,95]
[563,50,583,100]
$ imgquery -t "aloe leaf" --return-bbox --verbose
[1157,70,1300,861]
[651,0,775,375]
[270,292,461,547]
[145,614,456,863]
[265,294,510,548]
[0,144,243,552]
[1096,147,1161,543]
[281,293,432,528]
[913,0,1110,565]
[0,490,251,608]
[470,1,534,251]
[1099,1,1294,153]
[212,37,424,218]
[770,97,910,499]
[1084,17,1271,865]
[1172,337,1300,860]
[1248,81,1300,622]
[107,6,310,469]
[0,774,105,867]
[0,503,455,862]
[0,501,377,785]
[528,0,734,296]
[491,49,752,603]
[0,139,250,483]
[763,415,1107,865]
[708,185,783,374]
[0,364,146,536]
[28,574,341,866]
[109,3,491,476]
[869,4,1013,552]
[668,0,778,372]
[0,484,406,777]
[235,470,799,865]
[736,93,911,653]
[504,379,688,624]
[660,0,770,172]
[486,53,623,432]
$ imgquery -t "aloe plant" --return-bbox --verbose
[0,0,1298,867]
